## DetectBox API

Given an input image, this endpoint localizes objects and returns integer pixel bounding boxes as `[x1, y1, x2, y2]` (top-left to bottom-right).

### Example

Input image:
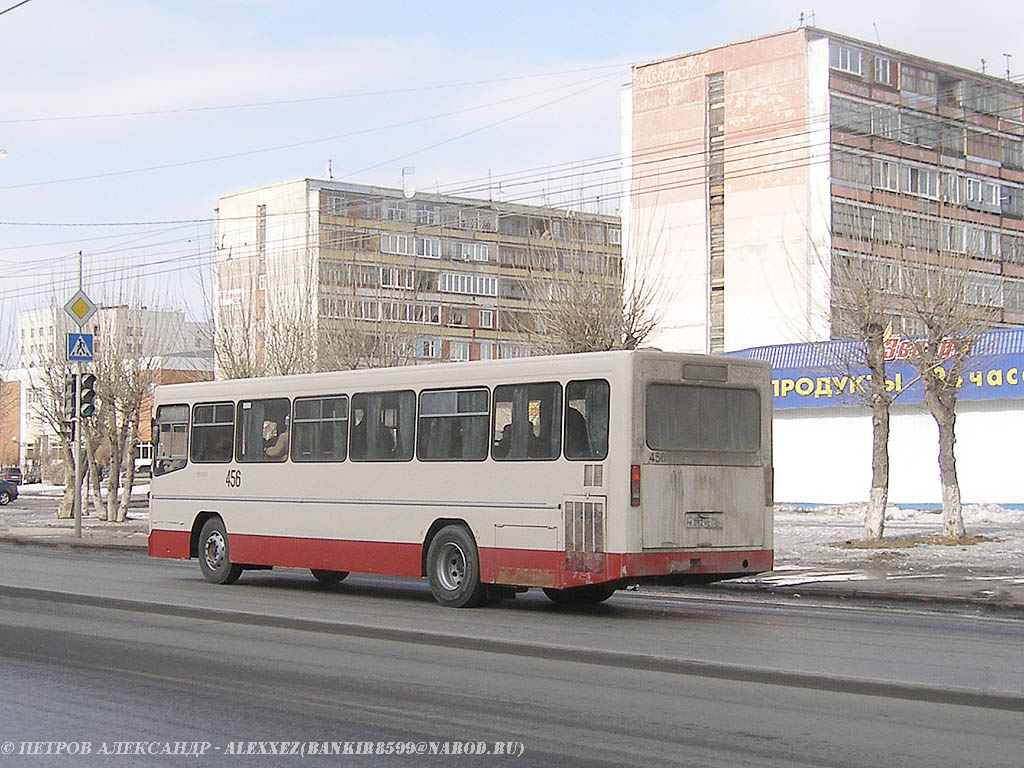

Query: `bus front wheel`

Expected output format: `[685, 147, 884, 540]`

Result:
[426, 525, 488, 608]
[543, 585, 616, 605]
[198, 517, 243, 585]
[311, 569, 349, 585]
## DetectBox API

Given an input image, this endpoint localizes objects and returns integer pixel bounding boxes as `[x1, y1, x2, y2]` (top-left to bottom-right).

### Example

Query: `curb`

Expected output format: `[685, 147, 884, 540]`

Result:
[710, 578, 1024, 613]
[0, 534, 146, 553]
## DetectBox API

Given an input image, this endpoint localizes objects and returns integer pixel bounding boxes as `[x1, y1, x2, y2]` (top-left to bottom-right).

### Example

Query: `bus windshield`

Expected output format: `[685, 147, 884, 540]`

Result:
[645, 384, 760, 453]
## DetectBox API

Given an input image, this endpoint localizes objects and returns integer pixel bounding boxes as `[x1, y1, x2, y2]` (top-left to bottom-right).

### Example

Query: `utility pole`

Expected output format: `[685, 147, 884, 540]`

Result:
[74, 250, 83, 538]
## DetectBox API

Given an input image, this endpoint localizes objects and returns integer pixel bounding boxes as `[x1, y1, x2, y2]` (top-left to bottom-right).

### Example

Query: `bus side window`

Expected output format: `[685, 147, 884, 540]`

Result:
[492, 382, 561, 461]
[565, 379, 610, 460]
[236, 398, 290, 463]
[350, 391, 415, 461]
[191, 402, 235, 463]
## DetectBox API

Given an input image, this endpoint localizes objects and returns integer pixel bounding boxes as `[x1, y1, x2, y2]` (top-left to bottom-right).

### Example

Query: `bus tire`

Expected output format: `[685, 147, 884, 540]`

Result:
[426, 525, 488, 608]
[311, 569, 349, 585]
[543, 585, 616, 605]
[198, 517, 243, 585]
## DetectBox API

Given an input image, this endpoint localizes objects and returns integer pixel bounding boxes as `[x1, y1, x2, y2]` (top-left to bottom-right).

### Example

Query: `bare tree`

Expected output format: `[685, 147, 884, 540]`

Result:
[526, 211, 669, 354]
[899, 254, 996, 539]
[823, 251, 903, 540]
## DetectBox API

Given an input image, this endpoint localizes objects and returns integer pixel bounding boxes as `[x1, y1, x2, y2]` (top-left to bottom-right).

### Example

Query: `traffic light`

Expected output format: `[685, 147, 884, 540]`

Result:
[79, 373, 97, 418]
[63, 374, 77, 421]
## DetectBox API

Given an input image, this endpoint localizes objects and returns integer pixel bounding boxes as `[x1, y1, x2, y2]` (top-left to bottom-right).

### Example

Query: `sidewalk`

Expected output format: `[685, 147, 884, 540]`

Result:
[2, 490, 1022, 612]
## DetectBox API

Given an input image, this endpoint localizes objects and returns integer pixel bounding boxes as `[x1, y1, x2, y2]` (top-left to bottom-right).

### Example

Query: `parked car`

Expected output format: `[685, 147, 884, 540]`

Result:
[0, 479, 17, 505]
[23, 468, 41, 484]
[1, 467, 21, 485]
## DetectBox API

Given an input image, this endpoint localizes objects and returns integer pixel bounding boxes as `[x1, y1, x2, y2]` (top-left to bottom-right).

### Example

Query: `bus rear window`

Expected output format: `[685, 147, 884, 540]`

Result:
[646, 384, 760, 453]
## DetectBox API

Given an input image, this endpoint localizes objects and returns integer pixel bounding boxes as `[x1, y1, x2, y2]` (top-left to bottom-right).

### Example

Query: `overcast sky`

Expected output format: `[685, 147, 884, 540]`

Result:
[1, 0, 1022, 346]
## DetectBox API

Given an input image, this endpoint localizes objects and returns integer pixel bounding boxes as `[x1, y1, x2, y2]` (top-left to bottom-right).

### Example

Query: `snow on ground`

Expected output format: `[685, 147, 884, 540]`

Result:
[774, 503, 1024, 574]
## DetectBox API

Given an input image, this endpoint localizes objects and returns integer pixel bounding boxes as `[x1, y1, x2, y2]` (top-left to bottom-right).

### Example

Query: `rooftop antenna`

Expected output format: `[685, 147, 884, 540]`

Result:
[402, 166, 416, 199]
[1005, 53, 1013, 80]
[872, 22, 881, 46]
[324, 159, 333, 180]
[980, 58, 987, 74]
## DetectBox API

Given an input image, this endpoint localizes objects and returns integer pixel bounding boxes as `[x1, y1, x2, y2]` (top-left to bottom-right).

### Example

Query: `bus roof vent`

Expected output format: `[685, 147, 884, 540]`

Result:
[682, 363, 727, 382]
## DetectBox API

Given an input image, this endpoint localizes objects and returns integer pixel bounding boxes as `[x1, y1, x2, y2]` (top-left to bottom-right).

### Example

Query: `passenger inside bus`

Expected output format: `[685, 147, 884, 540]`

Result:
[263, 420, 289, 459]
[565, 406, 590, 457]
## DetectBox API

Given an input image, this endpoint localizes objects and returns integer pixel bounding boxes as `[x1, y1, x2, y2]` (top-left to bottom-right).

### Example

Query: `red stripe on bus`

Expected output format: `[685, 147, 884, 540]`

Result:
[150, 528, 771, 588]
[229, 534, 423, 578]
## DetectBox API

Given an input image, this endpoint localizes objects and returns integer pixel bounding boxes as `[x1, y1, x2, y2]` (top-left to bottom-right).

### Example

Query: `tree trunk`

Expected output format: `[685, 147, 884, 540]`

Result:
[862, 329, 890, 540]
[116, 424, 138, 523]
[924, 381, 966, 540]
[57, 444, 74, 519]
[935, 409, 965, 539]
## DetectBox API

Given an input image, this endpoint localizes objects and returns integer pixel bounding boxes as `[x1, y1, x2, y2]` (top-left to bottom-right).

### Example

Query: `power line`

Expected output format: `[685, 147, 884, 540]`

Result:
[0, 63, 630, 125]
[0, 0, 33, 18]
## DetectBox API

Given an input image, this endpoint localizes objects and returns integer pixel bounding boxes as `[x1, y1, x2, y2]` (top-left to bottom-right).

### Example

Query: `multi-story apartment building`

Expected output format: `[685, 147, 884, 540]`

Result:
[6, 307, 212, 474]
[625, 27, 1024, 352]
[215, 180, 621, 372]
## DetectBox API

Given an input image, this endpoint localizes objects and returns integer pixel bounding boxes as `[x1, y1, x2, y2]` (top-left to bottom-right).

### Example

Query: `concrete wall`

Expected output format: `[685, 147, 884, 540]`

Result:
[631, 29, 831, 353]
[774, 399, 1024, 505]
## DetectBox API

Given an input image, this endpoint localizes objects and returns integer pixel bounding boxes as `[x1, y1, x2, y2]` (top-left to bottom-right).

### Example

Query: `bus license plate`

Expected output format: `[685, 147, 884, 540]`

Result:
[685, 514, 722, 529]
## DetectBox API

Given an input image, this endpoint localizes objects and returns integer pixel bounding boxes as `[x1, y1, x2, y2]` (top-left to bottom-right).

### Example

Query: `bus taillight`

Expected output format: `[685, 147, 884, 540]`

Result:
[765, 467, 774, 507]
[630, 464, 641, 507]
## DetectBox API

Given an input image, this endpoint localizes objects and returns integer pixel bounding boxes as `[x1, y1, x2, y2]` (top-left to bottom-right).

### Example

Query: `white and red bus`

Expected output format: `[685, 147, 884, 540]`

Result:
[148, 350, 773, 607]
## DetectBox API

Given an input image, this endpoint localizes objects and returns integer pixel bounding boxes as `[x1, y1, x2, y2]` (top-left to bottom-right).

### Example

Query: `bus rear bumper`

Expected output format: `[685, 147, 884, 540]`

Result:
[481, 547, 773, 589]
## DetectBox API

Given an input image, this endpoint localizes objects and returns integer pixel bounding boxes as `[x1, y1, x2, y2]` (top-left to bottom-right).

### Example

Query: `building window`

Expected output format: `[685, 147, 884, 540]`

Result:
[440, 272, 497, 297]
[448, 340, 470, 362]
[967, 131, 1002, 164]
[459, 242, 489, 262]
[478, 342, 494, 360]
[478, 309, 494, 329]
[608, 227, 621, 245]
[381, 233, 413, 255]
[874, 57, 895, 87]
[417, 338, 440, 358]
[902, 165, 940, 198]
[1003, 138, 1023, 170]
[832, 151, 871, 186]
[871, 159, 899, 192]
[381, 266, 415, 290]
[415, 237, 441, 259]
[900, 64, 937, 98]
[383, 200, 407, 222]
[829, 43, 862, 75]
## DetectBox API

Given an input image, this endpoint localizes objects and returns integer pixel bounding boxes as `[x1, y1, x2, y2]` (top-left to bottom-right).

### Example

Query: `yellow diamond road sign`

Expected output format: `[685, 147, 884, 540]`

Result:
[64, 290, 97, 327]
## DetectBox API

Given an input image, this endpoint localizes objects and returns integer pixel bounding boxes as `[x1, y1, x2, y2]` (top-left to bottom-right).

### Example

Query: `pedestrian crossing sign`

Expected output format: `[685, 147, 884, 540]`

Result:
[67, 333, 94, 362]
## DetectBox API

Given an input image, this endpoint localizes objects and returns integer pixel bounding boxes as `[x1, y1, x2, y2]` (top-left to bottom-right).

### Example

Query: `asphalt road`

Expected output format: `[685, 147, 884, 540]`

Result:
[0, 545, 1021, 767]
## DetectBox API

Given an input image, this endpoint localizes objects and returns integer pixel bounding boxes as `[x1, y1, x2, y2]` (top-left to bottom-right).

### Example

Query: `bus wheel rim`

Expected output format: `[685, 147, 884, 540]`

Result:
[436, 542, 466, 592]
[204, 530, 226, 570]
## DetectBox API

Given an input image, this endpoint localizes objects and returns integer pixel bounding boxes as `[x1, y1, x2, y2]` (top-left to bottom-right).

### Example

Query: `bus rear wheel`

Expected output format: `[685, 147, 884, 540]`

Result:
[198, 517, 243, 585]
[543, 585, 616, 605]
[426, 525, 488, 608]
[311, 569, 349, 585]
